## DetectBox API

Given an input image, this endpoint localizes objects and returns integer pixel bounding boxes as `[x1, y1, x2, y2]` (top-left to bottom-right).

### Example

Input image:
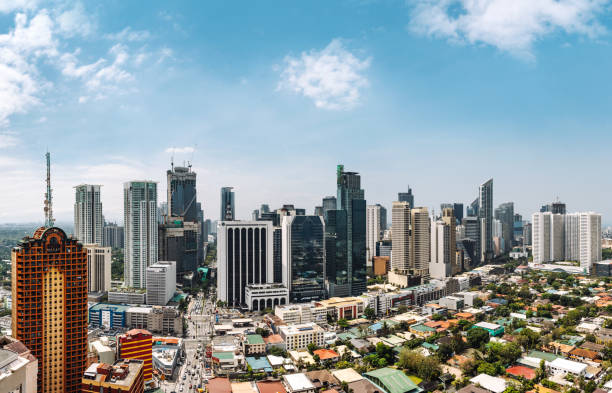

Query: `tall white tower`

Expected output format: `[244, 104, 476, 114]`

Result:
[74, 184, 103, 245]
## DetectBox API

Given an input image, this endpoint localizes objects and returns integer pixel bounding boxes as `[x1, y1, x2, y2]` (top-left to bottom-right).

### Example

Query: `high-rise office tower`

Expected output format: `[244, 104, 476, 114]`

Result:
[74, 184, 103, 245]
[220, 187, 235, 221]
[314, 206, 323, 216]
[398, 186, 414, 208]
[532, 212, 564, 263]
[541, 201, 567, 215]
[12, 227, 88, 393]
[146, 261, 177, 306]
[466, 198, 479, 217]
[324, 209, 347, 293]
[391, 202, 411, 272]
[252, 210, 260, 220]
[217, 221, 273, 307]
[332, 165, 367, 296]
[167, 166, 197, 222]
[453, 203, 464, 225]
[411, 207, 430, 277]
[85, 244, 111, 293]
[478, 179, 493, 262]
[322, 196, 337, 218]
[260, 204, 270, 214]
[495, 202, 514, 253]
[158, 218, 199, 276]
[272, 227, 282, 283]
[462, 216, 481, 264]
[366, 204, 387, 265]
[103, 223, 124, 249]
[441, 207, 458, 274]
[523, 223, 532, 246]
[513, 214, 524, 244]
[124, 181, 158, 289]
[282, 215, 326, 302]
[430, 218, 452, 280]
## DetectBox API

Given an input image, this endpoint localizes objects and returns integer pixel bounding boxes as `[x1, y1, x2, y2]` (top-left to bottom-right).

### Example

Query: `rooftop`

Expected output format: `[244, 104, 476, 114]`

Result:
[208, 378, 232, 393]
[89, 303, 131, 312]
[549, 358, 587, 374]
[246, 334, 265, 345]
[331, 368, 363, 383]
[469, 374, 507, 393]
[246, 356, 272, 372]
[313, 349, 340, 360]
[82, 359, 144, 387]
[257, 381, 287, 393]
[474, 322, 502, 330]
[284, 373, 315, 391]
[364, 367, 422, 393]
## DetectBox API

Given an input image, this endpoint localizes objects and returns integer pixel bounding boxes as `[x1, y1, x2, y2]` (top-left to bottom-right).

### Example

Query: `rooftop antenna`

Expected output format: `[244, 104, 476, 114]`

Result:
[44, 151, 54, 227]
[171, 147, 174, 171]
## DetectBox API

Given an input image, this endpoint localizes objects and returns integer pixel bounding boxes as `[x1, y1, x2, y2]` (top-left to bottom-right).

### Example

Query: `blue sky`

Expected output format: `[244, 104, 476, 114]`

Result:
[1, 0, 611, 225]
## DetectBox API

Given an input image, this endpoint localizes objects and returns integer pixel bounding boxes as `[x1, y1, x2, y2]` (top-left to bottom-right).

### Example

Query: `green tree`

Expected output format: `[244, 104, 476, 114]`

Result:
[477, 362, 498, 376]
[338, 318, 349, 329]
[467, 327, 490, 348]
[364, 307, 376, 320]
[473, 298, 484, 308]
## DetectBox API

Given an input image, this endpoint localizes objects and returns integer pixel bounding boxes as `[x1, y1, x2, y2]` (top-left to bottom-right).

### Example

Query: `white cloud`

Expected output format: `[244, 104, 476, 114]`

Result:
[165, 147, 195, 154]
[56, 2, 94, 37]
[0, 0, 38, 14]
[0, 132, 19, 148]
[85, 44, 132, 90]
[278, 38, 371, 110]
[104, 27, 151, 42]
[409, 0, 608, 58]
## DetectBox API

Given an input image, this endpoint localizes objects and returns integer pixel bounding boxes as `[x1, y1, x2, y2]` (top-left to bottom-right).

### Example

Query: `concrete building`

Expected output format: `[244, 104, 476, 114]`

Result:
[0, 336, 38, 393]
[81, 359, 144, 393]
[398, 186, 414, 208]
[274, 304, 327, 325]
[217, 221, 274, 308]
[103, 223, 124, 249]
[494, 202, 514, 253]
[117, 329, 152, 382]
[314, 297, 366, 320]
[124, 181, 158, 289]
[579, 212, 602, 273]
[430, 216, 452, 280]
[411, 207, 430, 277]
[158, 218, 200, 277]
[278, 323, 325, 351]
[74, 184, 103, 246]
[146, 261, 176, 306]
[439, 296, 464, 311]
[245, 284, 289, 311]
[532, 212, 565, 264]
[391, 201, 411, 272]
[84, 244, 111, 293]
[366, 204, 387, 265]
[107, 288, 146, 305]
[479, 179, 494, 262]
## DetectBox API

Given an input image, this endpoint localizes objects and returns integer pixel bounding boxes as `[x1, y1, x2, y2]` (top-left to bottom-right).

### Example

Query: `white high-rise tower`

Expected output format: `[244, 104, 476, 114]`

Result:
[74, 184, 103, 245]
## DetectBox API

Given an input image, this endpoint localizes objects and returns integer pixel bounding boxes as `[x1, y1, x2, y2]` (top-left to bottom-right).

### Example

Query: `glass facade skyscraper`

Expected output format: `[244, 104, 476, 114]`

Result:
[282, 215, 326, 302]
[220, 187, 235, 221]
[167, 166, 197, 221]
[479, 178, 494, 262]
[398, 185, 414, 208]
[327, 165, 366, 297]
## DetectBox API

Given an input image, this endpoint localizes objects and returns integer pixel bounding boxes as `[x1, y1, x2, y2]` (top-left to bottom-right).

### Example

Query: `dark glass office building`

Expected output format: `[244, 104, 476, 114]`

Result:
[167, 166, 197, 221]
[283, 215, 326, 302]
[327, 165, 367, 297]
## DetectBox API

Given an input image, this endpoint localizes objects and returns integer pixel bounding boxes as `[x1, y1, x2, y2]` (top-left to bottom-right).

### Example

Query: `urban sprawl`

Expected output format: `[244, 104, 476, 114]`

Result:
[4, 157, 612, 393]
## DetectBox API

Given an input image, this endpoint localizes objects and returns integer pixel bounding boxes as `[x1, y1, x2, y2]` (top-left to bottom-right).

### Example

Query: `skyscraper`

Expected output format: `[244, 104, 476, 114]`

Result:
[85, 244, 111, 293]
[217, 221, 273, 307]
[220, 187, 235, 221]
[391, 203, 429, 277]
[478, 179, 493, 262]
[124, 181, 158, 289]
[282, 215, 326, 302]
[103, 223, 124, 249]
[532, 212, 564, 263]
[167, 166, 197, 222]
[366, 204, 387, 265]
[398, 186, 414, 208]
[391, 201, 410, 272]
[467, 198, 479, 217]
[441, 207, 458, 274]
[322, 196, 337, 218]
[462, 216, 481, 265]
[74, 184, 103, 245]
[494, 202, 514, 253]
[430, 218, 452, 280]
[453, 203, 464, 225]
[332, 165, 366, 296]
[324, 209, 347, 294]
[541, 201, 567, 214]
[12, 227, 88, 393]
[579, 212, 602, 273]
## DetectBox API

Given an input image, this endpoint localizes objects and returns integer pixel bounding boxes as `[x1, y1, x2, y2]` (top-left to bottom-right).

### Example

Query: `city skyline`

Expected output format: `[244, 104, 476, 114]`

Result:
[1, 1, 612, 224]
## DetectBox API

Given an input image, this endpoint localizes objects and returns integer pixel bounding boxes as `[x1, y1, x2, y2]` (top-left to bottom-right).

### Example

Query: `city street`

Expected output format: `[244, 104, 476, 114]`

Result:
[157, 293, 215, 393]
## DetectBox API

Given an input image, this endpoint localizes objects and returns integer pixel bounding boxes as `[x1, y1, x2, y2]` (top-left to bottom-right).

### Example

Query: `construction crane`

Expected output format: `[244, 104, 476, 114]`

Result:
[44, 151, 54, 227]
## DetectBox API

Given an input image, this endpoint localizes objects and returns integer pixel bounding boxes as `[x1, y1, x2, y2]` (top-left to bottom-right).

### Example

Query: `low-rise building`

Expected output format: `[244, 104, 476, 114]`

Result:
[274, 304, 327, 325]
[473, 322, 504, 337]
[108, 288, 146, 304]
[547, 358, 588, 376]
[243, 334, 266, 355]
[313, 349, 340, 363]
[278, 323, 325, 351]
[245, 283, 289, 311]
[89, 303, 129, 329]
[469, 374, 507, 393]
[283, 373, 316, 393]
[364, 367, 422, 393]
[0, 336, 38, 393]
[314, 297, 367, 320]
[439, 296, 464, 311]
[81, 359, 144, 393]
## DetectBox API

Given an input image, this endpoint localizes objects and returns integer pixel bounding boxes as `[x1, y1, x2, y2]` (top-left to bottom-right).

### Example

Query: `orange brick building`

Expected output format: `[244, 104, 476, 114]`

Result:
[117, 329, 153, 382]
[12, 227, 88, 393]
